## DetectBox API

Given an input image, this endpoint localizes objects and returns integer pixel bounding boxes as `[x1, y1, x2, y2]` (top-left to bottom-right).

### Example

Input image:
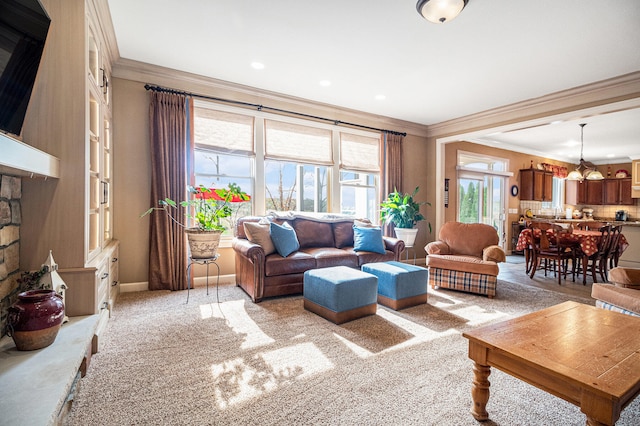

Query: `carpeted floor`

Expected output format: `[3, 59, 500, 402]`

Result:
[65, 280, 640, 425]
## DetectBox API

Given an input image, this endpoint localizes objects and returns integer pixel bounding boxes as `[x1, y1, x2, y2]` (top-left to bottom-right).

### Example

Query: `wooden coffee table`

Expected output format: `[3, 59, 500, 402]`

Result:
[462, 301, 640, 425]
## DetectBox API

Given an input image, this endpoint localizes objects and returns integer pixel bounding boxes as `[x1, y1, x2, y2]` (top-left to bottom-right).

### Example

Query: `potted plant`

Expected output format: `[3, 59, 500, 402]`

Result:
[379, 186, 430, 247]
[142, 183, 250, 259]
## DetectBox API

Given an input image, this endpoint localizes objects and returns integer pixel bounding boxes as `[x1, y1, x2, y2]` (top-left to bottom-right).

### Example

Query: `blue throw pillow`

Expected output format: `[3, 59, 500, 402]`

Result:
[270, 221, 300, 257]
[353, 225, 386, 254]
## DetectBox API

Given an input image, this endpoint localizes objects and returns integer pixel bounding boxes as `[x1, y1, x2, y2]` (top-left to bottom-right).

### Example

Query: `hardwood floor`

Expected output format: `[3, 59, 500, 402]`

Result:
[500, 255, 594, 299]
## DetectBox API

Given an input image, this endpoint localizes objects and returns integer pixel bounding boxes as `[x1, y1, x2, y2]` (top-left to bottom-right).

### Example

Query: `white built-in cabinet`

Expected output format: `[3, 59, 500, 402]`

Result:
[20, 0, 118, 350]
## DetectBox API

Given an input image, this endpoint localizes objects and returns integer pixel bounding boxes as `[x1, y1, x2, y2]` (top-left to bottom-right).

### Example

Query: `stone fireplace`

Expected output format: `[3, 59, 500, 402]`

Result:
[0, 174, 22, 337]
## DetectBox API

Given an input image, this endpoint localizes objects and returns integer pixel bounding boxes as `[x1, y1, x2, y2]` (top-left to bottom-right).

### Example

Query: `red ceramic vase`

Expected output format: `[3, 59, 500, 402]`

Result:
[7, 289, 65, 351]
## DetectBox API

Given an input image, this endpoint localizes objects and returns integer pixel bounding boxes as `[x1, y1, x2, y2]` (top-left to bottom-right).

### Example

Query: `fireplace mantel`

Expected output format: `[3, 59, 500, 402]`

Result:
[0, 132, 60, 179]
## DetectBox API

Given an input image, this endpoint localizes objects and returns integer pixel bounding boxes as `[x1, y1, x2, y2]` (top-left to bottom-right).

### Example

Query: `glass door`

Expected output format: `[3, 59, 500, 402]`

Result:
[457, 152, 509, 247]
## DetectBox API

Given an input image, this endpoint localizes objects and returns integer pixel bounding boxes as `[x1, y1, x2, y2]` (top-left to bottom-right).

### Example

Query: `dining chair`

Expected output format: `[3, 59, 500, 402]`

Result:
[606, 225, 623, 270]
[575, 221, 608, 231]
[576, 224, 613, 285]
[527, 222, 576, 285]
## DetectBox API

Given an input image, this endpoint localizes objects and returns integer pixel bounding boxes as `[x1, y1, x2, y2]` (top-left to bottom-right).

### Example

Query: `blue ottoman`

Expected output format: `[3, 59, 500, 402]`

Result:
[362, 261, 428, 310]
[303, 266, 378, 324]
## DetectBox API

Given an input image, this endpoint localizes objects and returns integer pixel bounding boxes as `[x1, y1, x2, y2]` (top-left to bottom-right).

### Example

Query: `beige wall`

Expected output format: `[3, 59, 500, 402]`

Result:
[111, 75, 431, 283]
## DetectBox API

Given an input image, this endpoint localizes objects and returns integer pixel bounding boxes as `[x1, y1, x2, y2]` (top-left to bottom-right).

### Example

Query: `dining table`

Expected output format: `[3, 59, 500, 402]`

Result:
[515, 226, 629, 284]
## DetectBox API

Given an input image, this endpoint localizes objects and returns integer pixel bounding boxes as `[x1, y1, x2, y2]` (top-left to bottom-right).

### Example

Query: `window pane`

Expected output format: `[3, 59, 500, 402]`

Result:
[265, 161, 298, 211]
[265, 120, 332, 165]
[194, 150, 252, 179]
[194, 150, 253, 236]
[339, 171, 378, 220]
[459, 178, 480, 223]
[264, 160, 328, 213]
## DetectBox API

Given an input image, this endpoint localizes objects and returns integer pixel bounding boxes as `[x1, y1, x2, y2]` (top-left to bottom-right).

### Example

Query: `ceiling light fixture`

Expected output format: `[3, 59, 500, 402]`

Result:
[416, 0, 468, 24]
[566, 123, 604, 181]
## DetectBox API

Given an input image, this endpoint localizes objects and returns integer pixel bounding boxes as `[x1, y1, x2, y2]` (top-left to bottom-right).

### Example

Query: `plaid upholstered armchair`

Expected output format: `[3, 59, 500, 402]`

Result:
[425, 222, 506, 298]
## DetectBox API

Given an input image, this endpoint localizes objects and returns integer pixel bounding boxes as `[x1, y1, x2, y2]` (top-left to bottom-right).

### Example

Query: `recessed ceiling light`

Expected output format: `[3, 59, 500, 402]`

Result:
[375, 94, 386, 100]
[550, 120, 563, 125]
[319, 80, 331, 87]
[251, 62, 265, 70]
[606, 153, 615, 158]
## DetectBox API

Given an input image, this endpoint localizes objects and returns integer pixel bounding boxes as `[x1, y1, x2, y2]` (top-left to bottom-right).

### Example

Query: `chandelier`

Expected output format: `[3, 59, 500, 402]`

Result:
[416, 0, 469, 24]
[566, 123, 604, 181]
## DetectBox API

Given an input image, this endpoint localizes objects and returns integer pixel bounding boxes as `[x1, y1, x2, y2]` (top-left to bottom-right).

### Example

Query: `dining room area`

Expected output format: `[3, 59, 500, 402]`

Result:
[514, 220, 631, 287]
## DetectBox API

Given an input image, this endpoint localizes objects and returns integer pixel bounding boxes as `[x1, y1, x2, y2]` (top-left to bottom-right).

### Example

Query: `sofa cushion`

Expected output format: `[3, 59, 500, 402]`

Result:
[243, 220, 276, 255]
[353, 225, 386, 254]
[300, 247, 359, 269]
[426, 254, 499, 276]
[592, 283, 640, 314]
[265, 251, 316, 276]
[293, 218, 335, 248]
[342, 248, 395, 266]
[270, 221, 300, 257]
[333, 221, 355, 248]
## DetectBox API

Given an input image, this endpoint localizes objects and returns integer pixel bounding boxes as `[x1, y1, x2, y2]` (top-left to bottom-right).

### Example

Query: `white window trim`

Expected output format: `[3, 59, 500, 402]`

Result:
[193, 100, 381, 219]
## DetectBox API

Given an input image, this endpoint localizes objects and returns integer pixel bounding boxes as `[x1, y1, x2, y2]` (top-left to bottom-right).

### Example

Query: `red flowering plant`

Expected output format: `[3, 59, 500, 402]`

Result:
[142, 183, 250, 232]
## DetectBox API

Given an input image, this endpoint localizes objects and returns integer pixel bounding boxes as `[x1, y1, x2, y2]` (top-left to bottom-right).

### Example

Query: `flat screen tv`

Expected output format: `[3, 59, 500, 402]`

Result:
[0, 0, 50, 137]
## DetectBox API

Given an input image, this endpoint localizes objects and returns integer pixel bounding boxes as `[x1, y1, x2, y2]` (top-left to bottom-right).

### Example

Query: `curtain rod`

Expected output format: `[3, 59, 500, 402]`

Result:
[144, 84, 407, 137]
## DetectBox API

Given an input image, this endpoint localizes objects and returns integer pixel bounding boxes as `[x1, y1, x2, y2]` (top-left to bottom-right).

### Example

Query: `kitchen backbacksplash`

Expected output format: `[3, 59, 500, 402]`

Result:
[520, 200, 639, 221]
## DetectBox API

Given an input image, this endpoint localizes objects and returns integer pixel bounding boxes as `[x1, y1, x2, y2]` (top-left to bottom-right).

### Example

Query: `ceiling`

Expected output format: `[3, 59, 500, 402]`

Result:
[106, 0, 640, 164]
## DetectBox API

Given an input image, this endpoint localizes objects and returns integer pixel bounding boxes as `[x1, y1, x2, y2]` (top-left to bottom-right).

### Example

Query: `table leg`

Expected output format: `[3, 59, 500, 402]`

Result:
[585, 418, 607, 426]
[471, 362, 491, 421]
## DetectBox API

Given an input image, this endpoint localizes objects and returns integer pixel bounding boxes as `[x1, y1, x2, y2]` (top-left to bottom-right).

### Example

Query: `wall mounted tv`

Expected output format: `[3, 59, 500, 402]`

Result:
[0, 0, 50, 137]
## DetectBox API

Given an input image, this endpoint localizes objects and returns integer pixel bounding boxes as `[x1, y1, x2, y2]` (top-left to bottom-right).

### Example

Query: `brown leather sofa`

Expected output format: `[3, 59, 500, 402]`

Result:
[425, 222, 506, 298]
[233, 214, 404, 302]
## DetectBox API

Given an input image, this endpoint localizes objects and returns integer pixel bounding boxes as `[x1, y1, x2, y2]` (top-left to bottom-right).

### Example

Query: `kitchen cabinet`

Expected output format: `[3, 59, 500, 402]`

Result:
[566, 178, 632, 206]
[585, 179, 603, 205]
[603, 177, 633, 205]
[519, 169, 553, 201]
[565, 179, 587, 205]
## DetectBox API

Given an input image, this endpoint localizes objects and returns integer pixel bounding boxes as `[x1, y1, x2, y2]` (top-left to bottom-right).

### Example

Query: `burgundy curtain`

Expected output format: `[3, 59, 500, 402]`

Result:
[385, 133, 403, 195]
[382, 132, 404, 236]
[148, 91, 191, 291]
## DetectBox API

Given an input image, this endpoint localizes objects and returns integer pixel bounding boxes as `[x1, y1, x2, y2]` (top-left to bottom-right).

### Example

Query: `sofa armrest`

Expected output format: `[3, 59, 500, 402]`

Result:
[483, 245, 506, 263]
[232, 238, 266, 302]
[608, 267, 640, 289]
[232, 238, 265, 259]
[383, 236, 405, 261]
[425, 241, 450, 255]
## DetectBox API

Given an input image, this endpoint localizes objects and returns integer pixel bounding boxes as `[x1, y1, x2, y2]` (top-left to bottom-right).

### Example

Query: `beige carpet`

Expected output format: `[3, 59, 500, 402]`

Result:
[65, 280, 640, 425]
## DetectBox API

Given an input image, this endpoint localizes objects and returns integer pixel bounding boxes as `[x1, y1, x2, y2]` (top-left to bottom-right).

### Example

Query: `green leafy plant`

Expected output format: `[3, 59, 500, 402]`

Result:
[142, 183, 250, 232]
[380, 186, 431, 232]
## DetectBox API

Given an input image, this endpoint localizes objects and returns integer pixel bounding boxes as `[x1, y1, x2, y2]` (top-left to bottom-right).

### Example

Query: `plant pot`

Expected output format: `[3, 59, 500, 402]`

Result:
[185, 228, 222, 259]
[7, 289, 65, 351]
[394, 228, 419, 248]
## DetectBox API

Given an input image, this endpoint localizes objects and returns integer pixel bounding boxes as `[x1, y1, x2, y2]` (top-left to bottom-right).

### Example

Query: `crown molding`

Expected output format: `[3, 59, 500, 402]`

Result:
[88, 0, 120, 64]
[112, 58, 430, 138]
[427, 71, 640, 139]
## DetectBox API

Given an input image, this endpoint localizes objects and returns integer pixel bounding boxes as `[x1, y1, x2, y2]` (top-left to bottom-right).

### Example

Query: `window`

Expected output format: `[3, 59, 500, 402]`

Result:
[541, 176, 564, 213]
[193, 101, 382, 229]
[264, 120, 332, 213]
[339, 132, 380, 219]
[193, 108, 254, 235]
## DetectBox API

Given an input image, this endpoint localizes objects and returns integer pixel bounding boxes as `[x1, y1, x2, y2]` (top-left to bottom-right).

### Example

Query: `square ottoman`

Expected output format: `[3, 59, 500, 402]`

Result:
[303, 266, 378, 324]
[362, 261, 428, 310]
